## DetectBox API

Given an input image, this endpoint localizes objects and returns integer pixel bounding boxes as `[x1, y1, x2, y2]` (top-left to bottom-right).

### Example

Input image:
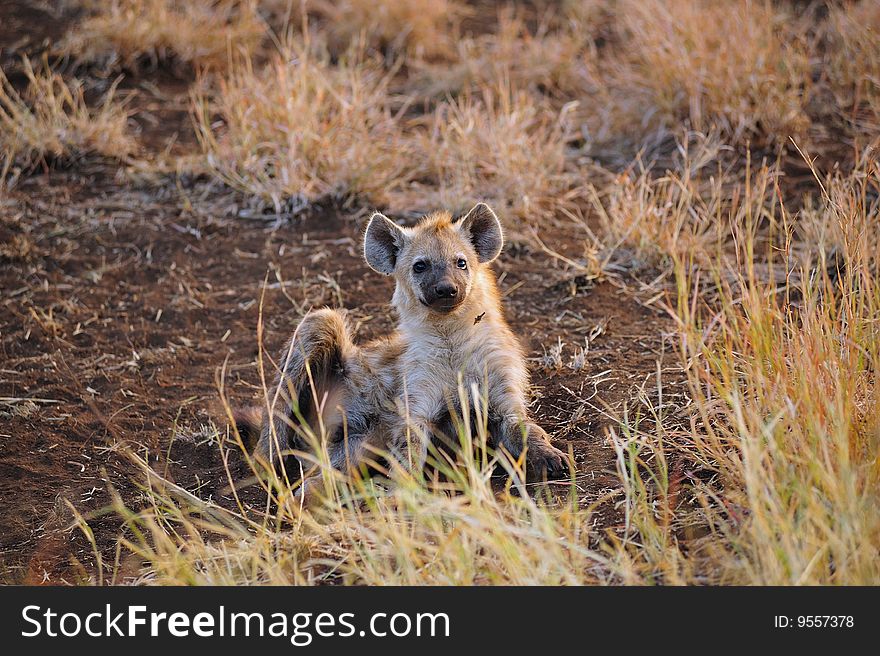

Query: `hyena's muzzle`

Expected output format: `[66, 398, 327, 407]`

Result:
[417, 263, 468, 313]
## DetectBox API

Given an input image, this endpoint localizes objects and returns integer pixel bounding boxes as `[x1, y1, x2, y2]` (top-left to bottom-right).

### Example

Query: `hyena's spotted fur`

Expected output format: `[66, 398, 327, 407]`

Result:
[236, 203, 569, 502]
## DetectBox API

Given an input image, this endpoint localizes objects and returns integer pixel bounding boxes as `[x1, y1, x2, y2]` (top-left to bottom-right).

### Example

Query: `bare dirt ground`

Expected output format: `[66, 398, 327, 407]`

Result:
[0, 1, 675, 583]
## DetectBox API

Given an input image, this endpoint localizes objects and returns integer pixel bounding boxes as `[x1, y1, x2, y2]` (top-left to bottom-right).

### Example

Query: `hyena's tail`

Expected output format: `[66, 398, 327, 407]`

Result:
[232, 405, 263, 452]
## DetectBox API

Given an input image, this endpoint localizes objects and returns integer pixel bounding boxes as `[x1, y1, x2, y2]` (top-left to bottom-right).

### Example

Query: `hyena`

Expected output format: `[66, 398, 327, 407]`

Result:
[235, 203, 569, 502]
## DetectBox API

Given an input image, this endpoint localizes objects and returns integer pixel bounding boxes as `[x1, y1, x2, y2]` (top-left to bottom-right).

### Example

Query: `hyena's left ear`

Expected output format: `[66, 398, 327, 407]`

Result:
[458, 202, 503, 263]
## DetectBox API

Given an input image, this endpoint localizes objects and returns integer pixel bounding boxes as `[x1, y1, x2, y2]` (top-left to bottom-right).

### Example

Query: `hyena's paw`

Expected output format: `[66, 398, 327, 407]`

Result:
[525, 425, 570, 480]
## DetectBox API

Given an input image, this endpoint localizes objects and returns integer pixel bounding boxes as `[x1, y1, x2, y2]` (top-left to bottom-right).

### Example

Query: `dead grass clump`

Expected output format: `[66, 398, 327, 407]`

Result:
[311, 0, 467, 60]
[389, 87, 581, 223]
[409, 10, 595, 101]
[602, 0, 812, 146]
[826, 0, 880, 137]
[120, 466, 600, 585]
[667, 157, 880, 583]
[589, 136, 776, 265]
[195, 42, 415, 210]
[591, 154, 880, 585]
[0, 61, 134, 170]
[198, 54, 581, 221]
[59, 0, 266, 70]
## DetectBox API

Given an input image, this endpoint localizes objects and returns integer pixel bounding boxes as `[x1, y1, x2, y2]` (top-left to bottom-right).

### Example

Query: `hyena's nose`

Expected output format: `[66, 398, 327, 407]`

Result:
[435, 283, 457, 298]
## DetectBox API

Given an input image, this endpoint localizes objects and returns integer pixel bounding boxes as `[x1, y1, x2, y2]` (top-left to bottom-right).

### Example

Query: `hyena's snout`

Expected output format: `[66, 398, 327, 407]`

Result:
[433, 280, 458, 299]
[421, 270, 466, 312]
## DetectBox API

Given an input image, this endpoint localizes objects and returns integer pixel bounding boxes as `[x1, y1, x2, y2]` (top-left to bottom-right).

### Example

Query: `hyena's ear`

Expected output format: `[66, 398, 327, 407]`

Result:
[458, 202, 503, 263]
[364, 212, 407, 275]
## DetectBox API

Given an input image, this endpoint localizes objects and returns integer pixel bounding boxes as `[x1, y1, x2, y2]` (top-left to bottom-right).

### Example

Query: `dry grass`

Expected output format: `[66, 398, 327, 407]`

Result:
[59, 0, 266, 70]
[590, 0, 812, 147]
[0, 60, 134, 170]
[196, 41, 583, 222]
[588, 135, 776, 265]
[194, 41, 414, 210]
[116, 446, 599, 585]
[409, 9, 596, 101]
[310, 0, 467, 60]
[409, 0, 814, 154]
[826, 0, 880, 138]
[663, 155, 880, 584]
[388, 86, 582, 222]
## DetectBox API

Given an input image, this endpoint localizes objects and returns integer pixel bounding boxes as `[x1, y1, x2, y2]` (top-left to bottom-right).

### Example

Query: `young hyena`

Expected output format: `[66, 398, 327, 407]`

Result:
[235, 203, 569, 501]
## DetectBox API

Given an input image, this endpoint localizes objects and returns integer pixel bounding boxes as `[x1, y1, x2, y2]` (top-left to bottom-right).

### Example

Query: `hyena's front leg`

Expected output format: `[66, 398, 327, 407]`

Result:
[386, 380, 443, 476]
[388, 415, 432, 476]
[491, 390, 569, 480]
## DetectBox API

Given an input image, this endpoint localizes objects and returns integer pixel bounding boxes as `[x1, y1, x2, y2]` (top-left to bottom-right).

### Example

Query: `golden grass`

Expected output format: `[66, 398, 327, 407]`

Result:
[196, 39, 582, 222]
[0, 61, 134, 170]
[409, 9, 594, 101]
[826, 0, 880, 137]
[588, 135, 771, 265]
[409, 0, 814, 152]
[665, 155, 880, 584]
[59, 0, 266, 70]
[117, 458, 600, 585]
[593, 0, 812, 146]
[580, 147, 877, 585]
[194, 41, 414, 210]
[388, 86, 582, 222]
[311, 0, 467, 60]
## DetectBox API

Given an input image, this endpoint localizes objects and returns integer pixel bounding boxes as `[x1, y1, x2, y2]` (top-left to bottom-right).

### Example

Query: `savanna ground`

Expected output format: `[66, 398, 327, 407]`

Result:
[0, 0, 877, 585]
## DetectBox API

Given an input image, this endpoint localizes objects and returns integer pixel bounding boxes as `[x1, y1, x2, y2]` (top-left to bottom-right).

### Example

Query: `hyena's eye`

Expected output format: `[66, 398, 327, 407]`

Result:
[413, 261, 427, 273]
[456, 258, 468, 270]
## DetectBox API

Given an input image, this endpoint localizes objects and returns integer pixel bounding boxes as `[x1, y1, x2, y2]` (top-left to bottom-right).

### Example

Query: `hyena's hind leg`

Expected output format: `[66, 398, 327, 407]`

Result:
[294, 426, 390, 507]
[252, 308, 355, 474]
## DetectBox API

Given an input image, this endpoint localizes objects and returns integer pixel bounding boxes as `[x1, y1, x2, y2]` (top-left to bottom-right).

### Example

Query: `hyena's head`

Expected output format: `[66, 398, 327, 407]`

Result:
[363, 202, 503, 315]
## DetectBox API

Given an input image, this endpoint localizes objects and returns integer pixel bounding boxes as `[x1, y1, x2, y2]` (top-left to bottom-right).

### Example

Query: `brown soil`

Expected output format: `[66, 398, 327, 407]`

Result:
[0, 1, 676, 583]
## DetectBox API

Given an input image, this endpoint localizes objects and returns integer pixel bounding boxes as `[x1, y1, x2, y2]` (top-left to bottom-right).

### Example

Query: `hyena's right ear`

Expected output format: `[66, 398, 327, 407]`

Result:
[364, 212, 407, 275]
